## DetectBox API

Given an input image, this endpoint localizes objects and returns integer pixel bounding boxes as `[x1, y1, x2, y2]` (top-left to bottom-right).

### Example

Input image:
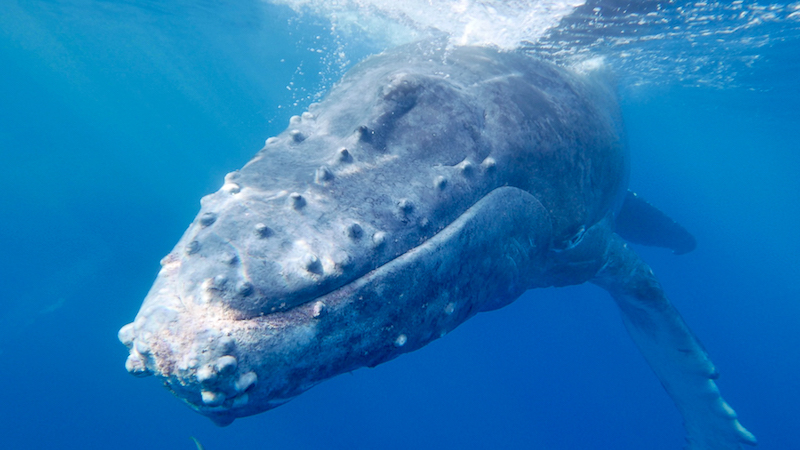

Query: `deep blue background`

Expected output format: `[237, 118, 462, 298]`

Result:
[1, 1, 798, 449]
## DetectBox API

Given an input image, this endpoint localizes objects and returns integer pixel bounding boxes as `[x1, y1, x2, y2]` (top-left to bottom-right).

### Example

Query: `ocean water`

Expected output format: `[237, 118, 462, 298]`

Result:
[0, 1, 798, 449]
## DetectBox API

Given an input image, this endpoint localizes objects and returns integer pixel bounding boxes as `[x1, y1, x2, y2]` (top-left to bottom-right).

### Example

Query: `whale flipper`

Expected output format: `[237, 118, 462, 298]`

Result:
[593, 235, 756, 449]
[615, 190, 697, 254]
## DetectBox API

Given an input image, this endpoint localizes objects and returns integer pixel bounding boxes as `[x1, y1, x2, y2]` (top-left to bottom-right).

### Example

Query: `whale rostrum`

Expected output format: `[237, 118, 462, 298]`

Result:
[120, 42, 755, 448]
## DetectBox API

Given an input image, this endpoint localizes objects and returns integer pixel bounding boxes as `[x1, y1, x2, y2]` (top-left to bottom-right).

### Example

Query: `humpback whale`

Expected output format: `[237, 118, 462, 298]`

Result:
[119, 41, 755, 448]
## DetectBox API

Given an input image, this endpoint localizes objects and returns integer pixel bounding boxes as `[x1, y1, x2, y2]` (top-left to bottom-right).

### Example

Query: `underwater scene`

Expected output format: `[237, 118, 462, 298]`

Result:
[1, 0, 799, 449]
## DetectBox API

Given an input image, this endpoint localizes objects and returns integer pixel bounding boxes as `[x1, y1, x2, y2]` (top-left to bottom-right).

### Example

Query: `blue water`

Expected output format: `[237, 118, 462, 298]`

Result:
[1, 1, 798, 449]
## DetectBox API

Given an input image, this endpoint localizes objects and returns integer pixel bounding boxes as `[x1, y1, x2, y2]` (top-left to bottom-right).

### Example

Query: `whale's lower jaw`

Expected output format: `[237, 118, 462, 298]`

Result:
[119, 186, 555, 425]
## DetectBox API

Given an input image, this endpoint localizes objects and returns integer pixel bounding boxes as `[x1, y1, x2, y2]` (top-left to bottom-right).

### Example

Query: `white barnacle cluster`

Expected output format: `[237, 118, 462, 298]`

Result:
[118, 323, 151, 378]
[156, 333, 259, 412]
[158, 252, 182, 276]
[198, 359, 258, 409]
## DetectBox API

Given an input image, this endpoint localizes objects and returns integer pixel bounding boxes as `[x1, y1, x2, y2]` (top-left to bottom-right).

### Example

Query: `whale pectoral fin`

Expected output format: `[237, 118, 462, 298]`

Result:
[615, 190, 697, 254]
[593, 235, 756, 450]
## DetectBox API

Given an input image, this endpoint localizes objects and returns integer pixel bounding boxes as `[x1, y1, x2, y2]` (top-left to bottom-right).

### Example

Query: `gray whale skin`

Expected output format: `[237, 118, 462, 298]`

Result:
[120, 42, 755, 449]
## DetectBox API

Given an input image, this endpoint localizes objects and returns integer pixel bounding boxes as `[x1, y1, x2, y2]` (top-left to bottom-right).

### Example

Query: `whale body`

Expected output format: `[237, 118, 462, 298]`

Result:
[120, 42, 754, 448]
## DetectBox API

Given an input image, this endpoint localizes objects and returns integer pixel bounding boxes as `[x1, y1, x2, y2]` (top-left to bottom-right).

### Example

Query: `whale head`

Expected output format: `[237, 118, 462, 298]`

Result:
[119, 42, 624, 425]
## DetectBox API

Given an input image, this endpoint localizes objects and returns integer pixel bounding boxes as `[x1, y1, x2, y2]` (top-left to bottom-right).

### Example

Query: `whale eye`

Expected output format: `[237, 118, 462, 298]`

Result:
[565, 226, 586, 249]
